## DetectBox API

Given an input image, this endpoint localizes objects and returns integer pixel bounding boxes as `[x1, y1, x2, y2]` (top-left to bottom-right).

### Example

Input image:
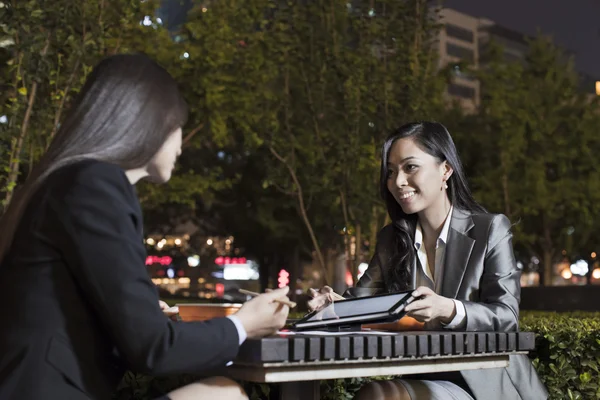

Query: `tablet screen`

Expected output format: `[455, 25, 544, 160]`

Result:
[305, 291, 412, 322]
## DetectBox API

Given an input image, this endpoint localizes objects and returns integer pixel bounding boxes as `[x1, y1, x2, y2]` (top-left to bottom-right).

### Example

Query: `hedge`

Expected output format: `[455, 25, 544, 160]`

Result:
[521, 311, 600, 400]
[113, 311, 600, 400]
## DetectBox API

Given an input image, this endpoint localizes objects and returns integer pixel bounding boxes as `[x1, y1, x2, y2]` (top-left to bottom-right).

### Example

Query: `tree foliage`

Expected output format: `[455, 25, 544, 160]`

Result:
[3, 0, 598, 287]
[458, 37, 600, 284]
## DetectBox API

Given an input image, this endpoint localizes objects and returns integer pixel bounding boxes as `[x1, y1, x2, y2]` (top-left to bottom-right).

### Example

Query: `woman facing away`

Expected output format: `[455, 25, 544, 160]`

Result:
[0, 54, 290, 400]
[309, 122, 547, 400]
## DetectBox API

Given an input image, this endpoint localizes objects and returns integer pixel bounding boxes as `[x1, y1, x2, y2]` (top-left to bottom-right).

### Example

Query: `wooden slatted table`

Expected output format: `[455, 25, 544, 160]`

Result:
[227, 331, 536, 400]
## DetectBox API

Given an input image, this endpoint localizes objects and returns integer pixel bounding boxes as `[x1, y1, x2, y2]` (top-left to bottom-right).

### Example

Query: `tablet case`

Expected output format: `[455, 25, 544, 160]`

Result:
[292, 291, 417, 331]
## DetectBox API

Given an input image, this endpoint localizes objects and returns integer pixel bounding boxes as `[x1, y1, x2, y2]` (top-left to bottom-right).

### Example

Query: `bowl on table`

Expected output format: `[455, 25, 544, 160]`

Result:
[177, 303, 242, 322]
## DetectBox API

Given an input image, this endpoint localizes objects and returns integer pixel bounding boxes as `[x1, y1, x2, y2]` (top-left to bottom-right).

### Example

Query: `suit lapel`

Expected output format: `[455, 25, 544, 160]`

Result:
[441, 208, 475, 298]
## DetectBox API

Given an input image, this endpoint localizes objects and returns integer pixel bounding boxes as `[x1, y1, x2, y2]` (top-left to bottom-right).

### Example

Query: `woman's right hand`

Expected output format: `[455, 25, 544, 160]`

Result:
[307, 286, 335, 312]
[235, 286, 290, 339]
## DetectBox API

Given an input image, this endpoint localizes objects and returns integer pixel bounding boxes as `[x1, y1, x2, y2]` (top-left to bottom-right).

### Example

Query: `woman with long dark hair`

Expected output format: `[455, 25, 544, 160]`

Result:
[310, 122, 546, 399]
[0, 54, 289, 400]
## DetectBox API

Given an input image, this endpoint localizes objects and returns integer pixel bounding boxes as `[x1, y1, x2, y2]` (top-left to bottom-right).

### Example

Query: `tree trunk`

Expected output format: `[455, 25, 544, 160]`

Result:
[369, 205, 379, 258]
[339, 189, 352, 281]
[353, 224, 362, 284]
[540, 214, 555, 286]
[502, 171, 511, 218]
[542, 248, 554, 287]
[290, 246, 300, 302]
[331, 251, 347, 295]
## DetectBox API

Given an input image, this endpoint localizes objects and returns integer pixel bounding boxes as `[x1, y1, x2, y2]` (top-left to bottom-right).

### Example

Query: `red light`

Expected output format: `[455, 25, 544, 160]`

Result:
[216, 283, 225, 297]
[177, 270, 185, 277]
[215, 257, 247, 265]
[156, 270, 165, 276]
[345, 270, 353, 286]
[278, 269, 290, 288]
[146, 256, 172, 266]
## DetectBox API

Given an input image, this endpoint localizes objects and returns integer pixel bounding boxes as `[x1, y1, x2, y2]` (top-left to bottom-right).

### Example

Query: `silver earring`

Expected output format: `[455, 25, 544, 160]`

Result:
[444, 182, 448, 189]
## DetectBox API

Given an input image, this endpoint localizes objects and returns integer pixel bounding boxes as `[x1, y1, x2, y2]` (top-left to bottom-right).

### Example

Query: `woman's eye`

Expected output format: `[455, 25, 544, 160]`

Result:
[405, 164, 417, 172]
[387, 169, 397, 178]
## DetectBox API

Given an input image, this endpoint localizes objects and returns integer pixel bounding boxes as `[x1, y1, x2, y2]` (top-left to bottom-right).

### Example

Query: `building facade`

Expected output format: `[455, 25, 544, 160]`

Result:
[438, 8, 599, 110]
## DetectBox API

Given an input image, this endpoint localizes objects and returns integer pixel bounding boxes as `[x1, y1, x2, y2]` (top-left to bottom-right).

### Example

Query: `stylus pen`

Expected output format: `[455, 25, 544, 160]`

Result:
[238, 289, 297, 308]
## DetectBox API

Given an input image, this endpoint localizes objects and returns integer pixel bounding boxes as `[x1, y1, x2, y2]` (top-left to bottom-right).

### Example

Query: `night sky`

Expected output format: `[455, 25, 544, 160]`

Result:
[444, 0, 600, 78]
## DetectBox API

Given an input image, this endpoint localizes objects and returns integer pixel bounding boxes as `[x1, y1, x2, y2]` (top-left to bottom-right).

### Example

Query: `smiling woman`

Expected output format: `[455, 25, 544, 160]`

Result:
[376, 122, 485, 294]
[310, 122, 548, 400]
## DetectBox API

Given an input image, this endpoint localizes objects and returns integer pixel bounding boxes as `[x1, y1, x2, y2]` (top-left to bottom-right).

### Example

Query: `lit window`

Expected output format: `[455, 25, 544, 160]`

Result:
[596, 81, 600, 96]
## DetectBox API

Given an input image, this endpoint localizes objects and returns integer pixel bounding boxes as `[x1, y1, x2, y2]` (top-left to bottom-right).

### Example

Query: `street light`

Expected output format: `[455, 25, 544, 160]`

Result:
[570, 259, 589, 276]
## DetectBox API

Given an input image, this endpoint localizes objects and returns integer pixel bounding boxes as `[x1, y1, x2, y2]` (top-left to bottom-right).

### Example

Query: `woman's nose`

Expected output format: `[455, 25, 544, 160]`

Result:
[395, 172, 408, 188]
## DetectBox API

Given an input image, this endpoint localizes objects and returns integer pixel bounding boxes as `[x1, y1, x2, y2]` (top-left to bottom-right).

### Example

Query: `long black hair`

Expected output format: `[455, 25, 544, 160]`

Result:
[380, 122, 486, 291]
[0, 53, 188, 262]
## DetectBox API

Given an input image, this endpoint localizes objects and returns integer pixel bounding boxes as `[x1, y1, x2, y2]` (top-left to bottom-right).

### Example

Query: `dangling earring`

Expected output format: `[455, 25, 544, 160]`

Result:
[444, 182, 448, 189]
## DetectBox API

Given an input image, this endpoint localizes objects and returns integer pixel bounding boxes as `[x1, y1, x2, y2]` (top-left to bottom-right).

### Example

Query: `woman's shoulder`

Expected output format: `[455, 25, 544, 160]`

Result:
[467, 211, 512, 229]
[463, 210, 513, 247]
[52, 159, 126, 181]
[46, 159, 134, 205]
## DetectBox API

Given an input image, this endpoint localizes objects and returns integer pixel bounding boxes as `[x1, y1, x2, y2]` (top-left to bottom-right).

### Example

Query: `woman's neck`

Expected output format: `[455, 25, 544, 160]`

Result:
[125, 167, 148, 185]
[418, 197, 452, 244]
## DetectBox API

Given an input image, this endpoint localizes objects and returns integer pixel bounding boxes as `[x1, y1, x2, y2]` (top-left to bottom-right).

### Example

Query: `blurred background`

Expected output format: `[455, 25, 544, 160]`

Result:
[2, 0, 600, 311]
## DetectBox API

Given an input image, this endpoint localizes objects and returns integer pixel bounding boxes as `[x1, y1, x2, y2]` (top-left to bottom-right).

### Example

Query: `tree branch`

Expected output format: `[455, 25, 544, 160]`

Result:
[269, 145, 328, 281]
[182, 122, 205, 148]
[4, 34, 51, 206]
[47, 56, 81, 147]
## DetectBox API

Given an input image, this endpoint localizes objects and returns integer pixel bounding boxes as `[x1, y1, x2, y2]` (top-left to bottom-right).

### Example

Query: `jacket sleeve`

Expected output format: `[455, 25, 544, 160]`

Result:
[343, 226, 391, 298]
[462, 214, 521, 332]
[50, 162, 240, 375]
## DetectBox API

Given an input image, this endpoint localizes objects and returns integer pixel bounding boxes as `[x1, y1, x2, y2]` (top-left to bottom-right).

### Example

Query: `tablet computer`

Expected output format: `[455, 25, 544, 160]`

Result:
[292, 291, 416, 331]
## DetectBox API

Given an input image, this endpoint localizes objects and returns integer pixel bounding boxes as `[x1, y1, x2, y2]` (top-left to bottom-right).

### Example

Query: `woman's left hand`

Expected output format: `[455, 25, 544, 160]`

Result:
[404, 286, 456, 324]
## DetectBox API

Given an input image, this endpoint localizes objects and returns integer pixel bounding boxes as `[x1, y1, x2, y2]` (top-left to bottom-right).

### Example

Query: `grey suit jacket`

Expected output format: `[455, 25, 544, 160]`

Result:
[345, 208, 548, 400]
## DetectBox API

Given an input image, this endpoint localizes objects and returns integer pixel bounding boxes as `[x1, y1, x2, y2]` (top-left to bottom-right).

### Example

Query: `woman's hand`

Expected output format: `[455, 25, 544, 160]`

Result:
[404, 286, 456, 324]
[159, 300, 179, 320]
[307, 286, 335, 312]
[235, 287, 290, 338]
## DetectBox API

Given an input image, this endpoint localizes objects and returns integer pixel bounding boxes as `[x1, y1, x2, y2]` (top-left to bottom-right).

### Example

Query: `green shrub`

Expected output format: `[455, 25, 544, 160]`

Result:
[521, 311, 600, 400]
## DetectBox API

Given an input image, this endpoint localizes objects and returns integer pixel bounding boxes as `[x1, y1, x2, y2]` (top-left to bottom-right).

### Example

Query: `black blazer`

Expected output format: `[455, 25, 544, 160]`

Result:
[0, 160, 240, 399]
[345, 209, 548, 400]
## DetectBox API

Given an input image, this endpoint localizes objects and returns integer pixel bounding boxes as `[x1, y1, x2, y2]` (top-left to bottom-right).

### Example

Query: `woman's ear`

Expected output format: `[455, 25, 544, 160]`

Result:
[442, 161, 454, 182]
